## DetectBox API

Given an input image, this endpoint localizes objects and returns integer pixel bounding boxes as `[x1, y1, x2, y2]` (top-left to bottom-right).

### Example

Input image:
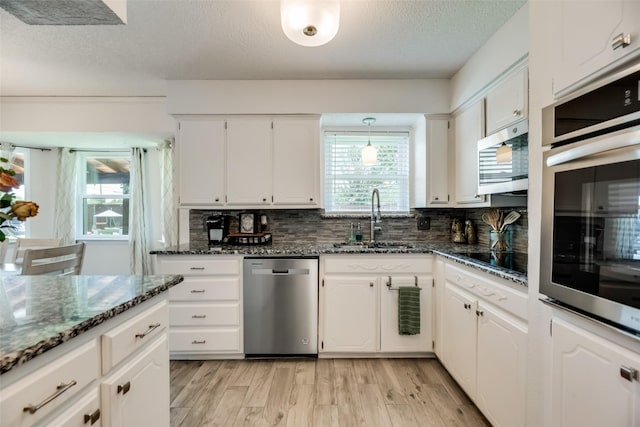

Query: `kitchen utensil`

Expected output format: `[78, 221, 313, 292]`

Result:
[500, 211, 521, 231]
[482, 208, 502, 231]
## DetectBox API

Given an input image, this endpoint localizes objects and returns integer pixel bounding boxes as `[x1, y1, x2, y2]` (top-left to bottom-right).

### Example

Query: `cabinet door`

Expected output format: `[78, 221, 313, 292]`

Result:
[272, 117, 320, 206]
[101, 335, 169, 427]
[427, 118, 450, 205]
[178, 119, 226, 205]
[380, 274, 433, 352]
[551, 317, 640, 427]
[476, 302, 527, 427]
[454, 101, 488, 206]
[441, 282, 477, 398]
[321, 276, 378, 353]
[553, 0, 640, 96]
[226, 118, 272, 206]
[485, 67, 528, 135]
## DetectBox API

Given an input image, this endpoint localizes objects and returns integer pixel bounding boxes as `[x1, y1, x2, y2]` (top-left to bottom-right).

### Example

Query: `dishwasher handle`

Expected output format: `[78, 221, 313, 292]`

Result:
[251, 268, 310, 276]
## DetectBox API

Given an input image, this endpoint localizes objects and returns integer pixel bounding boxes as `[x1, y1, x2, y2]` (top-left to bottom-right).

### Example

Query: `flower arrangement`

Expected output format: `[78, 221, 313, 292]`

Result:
[0, 156, 38, 241]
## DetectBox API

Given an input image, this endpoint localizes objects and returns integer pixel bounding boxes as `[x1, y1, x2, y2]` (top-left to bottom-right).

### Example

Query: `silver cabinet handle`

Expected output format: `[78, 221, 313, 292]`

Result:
[135, 323, 161, 339]
[190, 289, 205, 293]
[612, 33, 631, 50]
[189, 267, 205, 270]
[620, 366, 638, 382]
[192, 314, 206, 319]
[513, 109, 522, 116]
[192, 340, 207, 344]
[84, 408, 101, 425]
[23, 380, 77, 414]
[117, 381, 131, 395]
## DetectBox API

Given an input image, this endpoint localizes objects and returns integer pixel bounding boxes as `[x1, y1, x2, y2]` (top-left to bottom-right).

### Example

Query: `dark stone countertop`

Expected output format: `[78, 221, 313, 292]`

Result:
[152, 241, 528, 288]
[0, 274, 183, 375]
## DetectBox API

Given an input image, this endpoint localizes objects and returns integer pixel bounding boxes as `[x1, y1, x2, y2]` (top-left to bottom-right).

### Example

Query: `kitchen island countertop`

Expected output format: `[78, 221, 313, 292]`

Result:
[152, 242, 528, 287]
[0, 274, 183, 375]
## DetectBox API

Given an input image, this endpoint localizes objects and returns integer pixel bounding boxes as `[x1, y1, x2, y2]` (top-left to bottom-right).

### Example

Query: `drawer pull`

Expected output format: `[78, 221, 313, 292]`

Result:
[192, 314, 207, 319]
[135, 323, 161, 339]
[117, 381, 131, 395]
[620, 366, 638, 382]
[476, 310, 484, 317]
[192, 340, 207, 344]
[84, 408, 101, 425]
[612, 33, 631, 50]
[190, 289, 206, 293]
[23, 380, 77, 414]
[190, 267, 205, 270]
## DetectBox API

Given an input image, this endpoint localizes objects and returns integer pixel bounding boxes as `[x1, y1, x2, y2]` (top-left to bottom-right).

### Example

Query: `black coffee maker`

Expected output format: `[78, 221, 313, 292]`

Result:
[206, 215, 230, 246]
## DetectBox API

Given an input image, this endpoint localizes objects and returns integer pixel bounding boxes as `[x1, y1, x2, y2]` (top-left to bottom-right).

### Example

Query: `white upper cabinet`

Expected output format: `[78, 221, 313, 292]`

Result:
[177, 118, 226, 206]
[272, 117, 320, 206]
[454, 100, 488, 206]
[485, 67, 528, 135]
[552, 0, 640, 97]
[426, 116, 450, 206]
[226, 118, 273, 206]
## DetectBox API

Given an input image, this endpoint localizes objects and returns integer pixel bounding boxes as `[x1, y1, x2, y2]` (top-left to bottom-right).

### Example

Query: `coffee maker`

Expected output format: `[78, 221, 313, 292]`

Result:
[206, 215, 230, 246]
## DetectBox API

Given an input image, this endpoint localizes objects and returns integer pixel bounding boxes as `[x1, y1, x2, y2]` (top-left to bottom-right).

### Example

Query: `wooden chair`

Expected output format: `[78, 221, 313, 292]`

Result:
[21, 242, 86, 276]
[12, 238, 63, 265]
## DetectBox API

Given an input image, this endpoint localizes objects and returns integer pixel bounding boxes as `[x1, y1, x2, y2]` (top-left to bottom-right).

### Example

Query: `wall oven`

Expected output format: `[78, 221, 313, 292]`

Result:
[541, 62, 640, 336]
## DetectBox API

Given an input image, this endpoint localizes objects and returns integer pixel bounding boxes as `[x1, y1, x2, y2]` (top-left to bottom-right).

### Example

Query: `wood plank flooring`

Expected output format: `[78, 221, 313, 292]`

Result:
[170, 358, 490, 427]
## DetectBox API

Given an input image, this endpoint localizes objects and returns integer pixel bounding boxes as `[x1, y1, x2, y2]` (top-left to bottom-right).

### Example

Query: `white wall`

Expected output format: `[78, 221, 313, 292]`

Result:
[167, 79, 451, 115]
[449, 5, 529, 112]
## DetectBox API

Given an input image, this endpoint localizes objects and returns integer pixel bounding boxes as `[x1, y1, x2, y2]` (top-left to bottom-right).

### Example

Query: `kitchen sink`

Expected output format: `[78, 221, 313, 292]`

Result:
[332, 242, 414, 250]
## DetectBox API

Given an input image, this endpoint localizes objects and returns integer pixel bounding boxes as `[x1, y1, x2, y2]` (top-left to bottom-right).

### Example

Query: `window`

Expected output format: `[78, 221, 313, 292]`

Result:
[324, 132, 410, 213]
[77, 153, 130, 239]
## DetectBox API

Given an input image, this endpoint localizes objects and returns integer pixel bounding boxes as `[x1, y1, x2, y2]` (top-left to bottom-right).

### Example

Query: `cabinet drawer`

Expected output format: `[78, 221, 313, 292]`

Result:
[323, 255, 433, 274]
[45, 387, 101, 427]
[169, 276, 240, 301]
[0, 340, 98, 427]
[155, 256, 241, 276]
[170, 303, 240, 326]
[101, 300, 168, 375]
[445, 263, 527, 320]
[169, 328, 241, 353]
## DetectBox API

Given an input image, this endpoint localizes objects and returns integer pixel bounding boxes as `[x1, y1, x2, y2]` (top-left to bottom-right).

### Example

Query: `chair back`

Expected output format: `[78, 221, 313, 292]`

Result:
[21, 242, 86, 276]
[12, 238, 63, 265]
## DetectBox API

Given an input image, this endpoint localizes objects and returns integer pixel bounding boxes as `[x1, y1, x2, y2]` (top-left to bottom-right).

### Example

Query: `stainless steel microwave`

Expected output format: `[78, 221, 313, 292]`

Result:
[541, 62, 640, 336]
[477, 118, 528, 195]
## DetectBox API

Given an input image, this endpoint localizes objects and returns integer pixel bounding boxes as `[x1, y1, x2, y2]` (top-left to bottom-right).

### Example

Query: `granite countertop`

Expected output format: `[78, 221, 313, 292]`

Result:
[0, 274, 183, 375]
[152, 242, 528, 287]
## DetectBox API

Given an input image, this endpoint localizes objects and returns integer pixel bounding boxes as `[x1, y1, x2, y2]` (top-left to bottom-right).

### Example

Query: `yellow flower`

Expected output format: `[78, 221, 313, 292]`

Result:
[11, 201, 39, 221]
[0, 172, 19, 192]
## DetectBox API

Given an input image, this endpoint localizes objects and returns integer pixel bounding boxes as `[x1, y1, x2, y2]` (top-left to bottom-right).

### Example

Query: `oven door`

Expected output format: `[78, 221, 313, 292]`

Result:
[541, 125, 640, 334]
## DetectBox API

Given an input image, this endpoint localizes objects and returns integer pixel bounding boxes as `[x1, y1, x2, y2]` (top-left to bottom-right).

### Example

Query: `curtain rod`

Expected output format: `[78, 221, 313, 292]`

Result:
[69, 148, 147, 153]
[4, 143, 52, 152]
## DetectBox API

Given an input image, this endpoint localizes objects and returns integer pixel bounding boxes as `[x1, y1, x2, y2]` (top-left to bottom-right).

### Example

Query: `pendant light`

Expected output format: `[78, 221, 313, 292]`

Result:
[280, 0, 340, 47]
[362, 117, 377, 166]
[496, 142, 512, 164]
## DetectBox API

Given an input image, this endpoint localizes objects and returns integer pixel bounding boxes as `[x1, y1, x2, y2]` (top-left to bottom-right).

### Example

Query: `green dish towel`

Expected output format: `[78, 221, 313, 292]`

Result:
[398, 286, 421, 335]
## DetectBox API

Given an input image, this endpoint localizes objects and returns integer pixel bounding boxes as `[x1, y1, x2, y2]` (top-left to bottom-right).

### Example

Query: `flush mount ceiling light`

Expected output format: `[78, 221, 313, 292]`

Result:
[280, 0, 340, 47]
[362, 117, 377, 166]
[496, 142, 513, 164]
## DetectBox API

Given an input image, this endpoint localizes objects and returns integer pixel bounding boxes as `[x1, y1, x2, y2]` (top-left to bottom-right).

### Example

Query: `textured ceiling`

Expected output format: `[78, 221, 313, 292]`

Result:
[0, 0, 526, 97]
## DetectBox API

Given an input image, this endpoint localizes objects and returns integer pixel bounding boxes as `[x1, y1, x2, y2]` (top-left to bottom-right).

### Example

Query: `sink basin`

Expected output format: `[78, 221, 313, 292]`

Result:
[332, 242, 414, 250]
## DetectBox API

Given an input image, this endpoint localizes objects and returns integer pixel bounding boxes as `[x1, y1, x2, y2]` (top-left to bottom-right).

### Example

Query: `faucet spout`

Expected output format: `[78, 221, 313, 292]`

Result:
[370, 188, 382, 243]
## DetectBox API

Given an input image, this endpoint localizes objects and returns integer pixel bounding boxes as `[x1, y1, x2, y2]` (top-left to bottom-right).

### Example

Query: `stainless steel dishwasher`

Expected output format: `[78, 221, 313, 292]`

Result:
[243, 257, 318, 357]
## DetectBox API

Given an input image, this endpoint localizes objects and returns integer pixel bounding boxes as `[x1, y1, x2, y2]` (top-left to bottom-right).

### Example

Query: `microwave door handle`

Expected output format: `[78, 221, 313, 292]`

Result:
[547, 128, 640, 167]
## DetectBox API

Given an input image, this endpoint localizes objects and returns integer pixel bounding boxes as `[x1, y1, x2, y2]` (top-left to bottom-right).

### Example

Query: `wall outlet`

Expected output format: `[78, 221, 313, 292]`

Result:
[417, 216, 431, 230]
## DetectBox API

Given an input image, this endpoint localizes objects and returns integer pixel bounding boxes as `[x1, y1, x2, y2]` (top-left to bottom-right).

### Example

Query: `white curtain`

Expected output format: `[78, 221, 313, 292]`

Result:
[159, 139, 178, 248]
[53, 148, 78, 245]
[129, 148, 152, 274]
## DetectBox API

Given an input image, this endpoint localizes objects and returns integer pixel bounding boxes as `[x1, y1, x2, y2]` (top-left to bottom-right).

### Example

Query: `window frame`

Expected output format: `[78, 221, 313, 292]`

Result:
[322, 127, 414, 215]
[75, 151, 131, 241]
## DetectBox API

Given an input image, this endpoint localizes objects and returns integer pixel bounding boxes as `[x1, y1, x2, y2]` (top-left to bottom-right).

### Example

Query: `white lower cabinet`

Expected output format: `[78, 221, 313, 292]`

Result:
[153, 255, 243, 357]
[551, 317, 640, 427]
[438, 259, 527, 427]
[320, 255, 433, 355]
[101, 335, 169, 427]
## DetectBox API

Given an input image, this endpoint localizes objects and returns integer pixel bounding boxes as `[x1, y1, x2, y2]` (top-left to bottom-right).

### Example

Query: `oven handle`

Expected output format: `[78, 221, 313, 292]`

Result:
[546, 127, 640, 167]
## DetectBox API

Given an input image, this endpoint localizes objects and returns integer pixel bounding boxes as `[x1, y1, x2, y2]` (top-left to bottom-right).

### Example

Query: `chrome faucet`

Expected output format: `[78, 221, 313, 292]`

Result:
[370, 188, 382, 243]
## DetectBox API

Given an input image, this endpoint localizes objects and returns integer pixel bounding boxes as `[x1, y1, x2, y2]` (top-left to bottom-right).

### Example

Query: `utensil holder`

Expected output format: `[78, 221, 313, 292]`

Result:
[490, 229, 512, 252]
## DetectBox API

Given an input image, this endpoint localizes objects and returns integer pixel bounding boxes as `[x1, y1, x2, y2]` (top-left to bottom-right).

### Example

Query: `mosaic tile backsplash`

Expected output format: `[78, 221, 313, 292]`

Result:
[189, 207, 528, 253]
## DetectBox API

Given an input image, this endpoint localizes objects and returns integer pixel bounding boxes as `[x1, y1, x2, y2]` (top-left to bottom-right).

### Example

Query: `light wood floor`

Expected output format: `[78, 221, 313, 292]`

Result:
[170, 358, 490, 427]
